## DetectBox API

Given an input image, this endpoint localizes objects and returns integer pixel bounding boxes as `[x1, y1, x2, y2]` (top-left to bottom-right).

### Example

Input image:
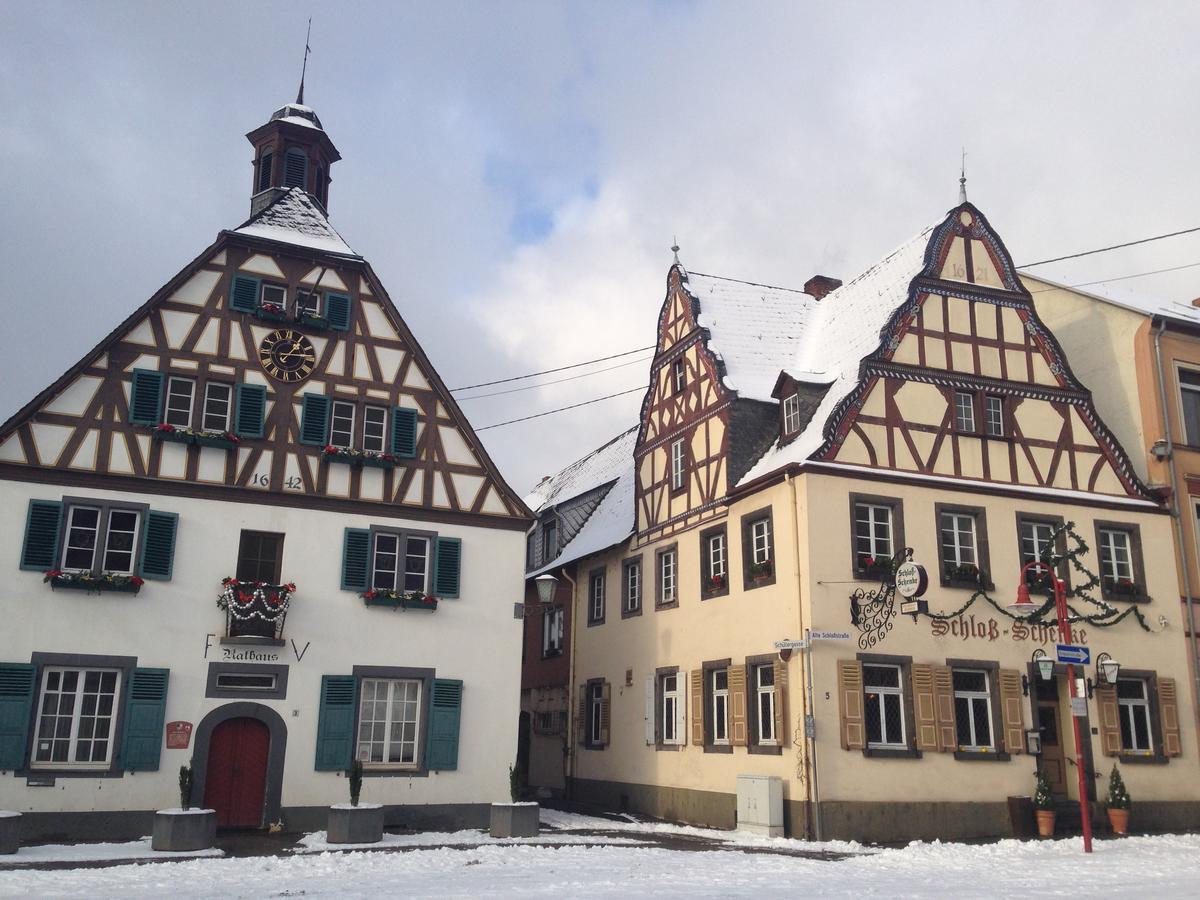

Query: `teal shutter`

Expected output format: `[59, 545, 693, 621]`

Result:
[20, 500, 63, 571]
[300, 393, 331, 445]
[342, 528, 371, 591]
[230, 275, 260, 313]
[391, 407, 418, 458]
[425, 678, 463, 771]
[326, 293, 351, 331]
[433, 537, 462, 599]
[235, 383, 267, 438]
[0, 663, 35, 771]
[129, 369, 164, 425]
[315, 675, 357, 771]
[138, 510, 178, 580]
[119, 668, 169, 772]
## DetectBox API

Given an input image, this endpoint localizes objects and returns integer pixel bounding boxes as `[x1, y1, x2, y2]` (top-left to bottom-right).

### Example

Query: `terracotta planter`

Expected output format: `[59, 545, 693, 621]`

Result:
[1035, 809, 1056, 837]
[1107, 807, 1130, 835]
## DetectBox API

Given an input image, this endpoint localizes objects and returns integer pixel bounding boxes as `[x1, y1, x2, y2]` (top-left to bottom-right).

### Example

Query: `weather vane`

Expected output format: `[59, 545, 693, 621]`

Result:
[296, 18, 312, 105]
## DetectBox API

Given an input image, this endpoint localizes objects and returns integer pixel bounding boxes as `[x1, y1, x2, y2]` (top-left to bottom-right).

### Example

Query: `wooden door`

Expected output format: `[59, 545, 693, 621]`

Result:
[1037, 700, 1067, 798]
[204, 717, 270, 828]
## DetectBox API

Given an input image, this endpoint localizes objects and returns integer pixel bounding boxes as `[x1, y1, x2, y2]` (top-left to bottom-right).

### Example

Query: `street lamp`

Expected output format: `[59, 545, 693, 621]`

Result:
[1086, 653, 1121, 698]
[534, 573, 558, 605]
[1009, 560, 1094, 854]
[1021, 649, 1055, 696]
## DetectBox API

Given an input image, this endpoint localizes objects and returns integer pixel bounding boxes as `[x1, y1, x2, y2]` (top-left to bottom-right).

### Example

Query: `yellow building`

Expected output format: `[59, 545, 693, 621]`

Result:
[541, 200, 1198, 842]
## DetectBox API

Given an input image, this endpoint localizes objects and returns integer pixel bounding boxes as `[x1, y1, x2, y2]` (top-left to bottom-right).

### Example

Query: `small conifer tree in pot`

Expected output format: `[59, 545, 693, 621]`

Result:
[1033, 773, 1056, 837]
[1106, 765, 1131, 835]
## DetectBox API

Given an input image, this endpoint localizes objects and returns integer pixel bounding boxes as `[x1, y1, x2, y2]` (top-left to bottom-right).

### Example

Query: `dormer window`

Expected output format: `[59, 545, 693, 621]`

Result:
[256, 151, 274, 193]
[672, 359, 687, 394]
[782, 393, 801, 434]
[284, 148, 307, 189]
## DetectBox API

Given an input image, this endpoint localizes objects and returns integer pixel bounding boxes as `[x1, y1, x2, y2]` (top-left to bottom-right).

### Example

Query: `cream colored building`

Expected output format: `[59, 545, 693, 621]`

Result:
[545, 200, 1198, 842]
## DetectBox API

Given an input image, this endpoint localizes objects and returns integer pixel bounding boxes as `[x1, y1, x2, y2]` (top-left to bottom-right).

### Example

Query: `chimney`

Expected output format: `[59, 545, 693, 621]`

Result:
[804, 275, 842, 301]
[1191, 297, 1200, 308]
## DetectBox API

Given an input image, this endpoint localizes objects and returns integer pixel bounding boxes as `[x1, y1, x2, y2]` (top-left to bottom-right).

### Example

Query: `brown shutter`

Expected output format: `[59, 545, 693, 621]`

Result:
[728, 664, 748, 746]
[1094, 684, 1121, 756]
[933, 665, 957, 751]
[576, 684, 587, 743]
[773, 658, 789, 746]
[998, 669, 1025, 755]
[911, 663, 939, 751]
[1158, 677, 1182, 757]
[837, 659, 865, 750]
[690, 669, 705, 746]
[599, 681, 611, 746]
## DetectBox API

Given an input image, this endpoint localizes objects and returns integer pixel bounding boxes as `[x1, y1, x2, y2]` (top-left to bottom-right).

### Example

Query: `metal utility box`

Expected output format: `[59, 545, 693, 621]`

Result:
[736, 774, 784, 837]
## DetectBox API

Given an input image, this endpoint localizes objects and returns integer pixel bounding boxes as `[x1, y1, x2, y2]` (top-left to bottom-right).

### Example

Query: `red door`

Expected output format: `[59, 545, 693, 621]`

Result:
[204, 717, 270, 828]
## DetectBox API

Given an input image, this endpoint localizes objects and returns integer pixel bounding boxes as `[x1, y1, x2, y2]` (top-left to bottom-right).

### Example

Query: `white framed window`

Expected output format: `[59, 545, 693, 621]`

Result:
[371, 532, 431, 594]
[661, 673, 681, 745]
[1178, 367, 1200, 446]
[707, 532, 727, 580]
[750, 518, 771, 565]
[624, 560, 641, 613]
[202, 382, 233, 432]
[32, 668, 121, 769]
[164, 377, 194, 427]
[863, 663, 905, 748]
[952, 669, 994, 751]
[1116, 679, 1153, 753]
[984, 394, 1005, 437]
[357, 678, 421, 767]
[543, 520, 558, 562]
[589, 571, 606, 623]
[783, 393, 801, 434]
[260, 283, 287, 310]
[363, 406, 387, 453]
[542, 607, 564, 656]
[587, 682, 604, 745]
[854, 502, 893, 570]
[954, 390, 976, 432]
[670, 439, 685, 490]
[1019, 519, 1056, 568]
[672, 358, 686, 394]
[941, 512, 978, 568]
[329, 400, 355, 449]
[710, 669, 729, 745]
[658, 549, 677, 606]
[755, 664, 776, 745]
[295, 289, 322, 316]
[1098, 528, 1134, 583]
[62, 505, 141, 575]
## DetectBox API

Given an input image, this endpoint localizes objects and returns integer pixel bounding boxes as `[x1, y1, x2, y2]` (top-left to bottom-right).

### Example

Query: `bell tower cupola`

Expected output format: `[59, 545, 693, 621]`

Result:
[245, 88, 341, 216]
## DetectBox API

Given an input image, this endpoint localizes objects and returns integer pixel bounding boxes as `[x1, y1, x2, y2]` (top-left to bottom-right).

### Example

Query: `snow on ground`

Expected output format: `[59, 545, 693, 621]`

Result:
[294, 827, 646, 852]
[0, 837, 222, 867]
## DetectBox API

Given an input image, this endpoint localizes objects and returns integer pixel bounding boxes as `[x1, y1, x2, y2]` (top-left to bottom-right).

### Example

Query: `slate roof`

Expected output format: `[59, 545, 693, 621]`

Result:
[234, 188, 359, 257]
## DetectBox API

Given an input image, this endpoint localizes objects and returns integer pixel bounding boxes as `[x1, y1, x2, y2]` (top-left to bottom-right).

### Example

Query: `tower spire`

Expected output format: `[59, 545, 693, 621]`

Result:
[671, 237, 680, 266]
[958, 147, 968, 204]
[296, 18, 312, 105]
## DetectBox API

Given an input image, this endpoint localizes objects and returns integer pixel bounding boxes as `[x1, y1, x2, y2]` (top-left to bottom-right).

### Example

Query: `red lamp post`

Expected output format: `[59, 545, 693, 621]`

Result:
[1011, 561, 1093, 853]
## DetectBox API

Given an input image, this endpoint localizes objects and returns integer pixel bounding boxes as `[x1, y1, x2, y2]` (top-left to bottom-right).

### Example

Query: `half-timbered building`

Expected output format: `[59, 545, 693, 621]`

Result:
[538, 198, 1199, 842]
[0, 96, 529, 840]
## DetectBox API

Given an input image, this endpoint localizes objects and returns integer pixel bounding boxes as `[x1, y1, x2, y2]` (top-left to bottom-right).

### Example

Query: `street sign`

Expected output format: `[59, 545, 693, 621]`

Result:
[773, 639, 809, 651]
[1056, 644, 1091, 666]
[808, 631, 851, 641]
[1070, 697, 1088, 718]
[899, 599, 928, 617]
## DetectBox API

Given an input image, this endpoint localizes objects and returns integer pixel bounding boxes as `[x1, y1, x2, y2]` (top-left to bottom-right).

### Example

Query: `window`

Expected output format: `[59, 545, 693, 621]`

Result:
[1116, 678, 1153, 753]
[710, 669, 729, 746]
[984, 394, 1005, 437]
[586, 681, 605, 747]
[622, 557, 642, 616]
[854, 502, 893, 573]
[954, 390, 976, 432]
[1179, 367, 1200, 446]
[296, 290, 322, 316]
[32, 668, 121, 768]
[863, 663, 905, 749]
[62, 505, 141, 575]
[1018, 515, 1066, 587]
[754, 664, 776, 745]
[215, 672, 277, 692]
[660, 672, 682, 745]
[542, 607, 564, 657]
[357, 678, 421, 767]
[588, 569, 606, 625]
[657, 547, 677, 608]
[937, 505, 990, 586]
[952, 669, 994, 751]
[261, 283, 287, 310]
[363, 406, 387, 453]
[329, 400, 355, 449]
[543, 520, 558, 563]
[742, 509, 774, 587]
[672, 358, 687, 394]
[670, 439, 685, 491]
[702, 525, 728, 596]
[202, 382, 233, 432]
[782, 393, 801, 434]
[1098, 528, 1133, 582]
[750, 519, 771, 565]
[371, 531, 431, 594]
[235, 530, 284, 583]
[284, 147, 307, 189]
[164, 376, 194, 427]
[526, 533, 536, 570]
[941, 512, 977, 571]
[256, 151, 274, 193]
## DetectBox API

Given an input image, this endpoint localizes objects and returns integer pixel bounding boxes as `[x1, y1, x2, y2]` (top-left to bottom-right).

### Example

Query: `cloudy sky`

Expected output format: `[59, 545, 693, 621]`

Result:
[3, 2, 1199, 495]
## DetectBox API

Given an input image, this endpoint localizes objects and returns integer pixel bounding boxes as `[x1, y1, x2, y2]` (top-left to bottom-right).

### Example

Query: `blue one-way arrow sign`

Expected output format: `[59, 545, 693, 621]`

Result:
[1056, 644, 1091, 666]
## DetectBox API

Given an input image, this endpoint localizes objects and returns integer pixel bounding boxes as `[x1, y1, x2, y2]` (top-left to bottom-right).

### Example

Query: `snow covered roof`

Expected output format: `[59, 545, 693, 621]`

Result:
[682, 272, 815, 402]
[234, 188, 359, 257]
[1020, 272, 1200, 326]
[269, 103, 324, 131]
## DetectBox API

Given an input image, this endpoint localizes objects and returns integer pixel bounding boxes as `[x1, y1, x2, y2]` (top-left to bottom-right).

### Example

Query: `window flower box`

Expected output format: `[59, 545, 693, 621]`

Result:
[944, 563, 985, 586]
[297, 311, 329, 330]
[255, 302, 288, 322]
[705, 574, 727, 594]
[857, 556, 893, 580]
[322, 446, 397, 469]
[152, 423, 196, 445]
[749, 562, 773, 583]
[194, 430, 239, 449]
[1104, 578, 1141, 597]
[361, 589, 438, 611]
[43, 570, 144, 594]
[218, 577, 294, 639]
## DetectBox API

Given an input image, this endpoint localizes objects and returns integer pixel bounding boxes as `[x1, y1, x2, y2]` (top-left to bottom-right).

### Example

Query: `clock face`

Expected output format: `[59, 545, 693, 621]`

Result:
[258, 329, 316, 383]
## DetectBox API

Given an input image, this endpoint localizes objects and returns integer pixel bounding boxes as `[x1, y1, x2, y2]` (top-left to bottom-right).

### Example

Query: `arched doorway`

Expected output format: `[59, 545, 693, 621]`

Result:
[204, 717, 270, 828]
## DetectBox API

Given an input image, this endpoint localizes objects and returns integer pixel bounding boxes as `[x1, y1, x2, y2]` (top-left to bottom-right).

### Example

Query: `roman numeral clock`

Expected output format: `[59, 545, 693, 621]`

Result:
[258, 329, 316, 383]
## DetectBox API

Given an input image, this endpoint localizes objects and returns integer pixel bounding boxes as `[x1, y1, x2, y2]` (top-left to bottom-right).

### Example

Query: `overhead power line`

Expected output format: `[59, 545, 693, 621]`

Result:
[450, 346, 655, 392]
[1027, 260, 1200, 293]
[475, 386, 646, 431]
[456, 353, 654, 401]
[1018, 226, 1200, 268]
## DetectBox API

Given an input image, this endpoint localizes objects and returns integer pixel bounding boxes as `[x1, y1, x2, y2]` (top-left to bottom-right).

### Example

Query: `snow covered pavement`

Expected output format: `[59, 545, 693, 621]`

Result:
[0, 811, 1196, 898]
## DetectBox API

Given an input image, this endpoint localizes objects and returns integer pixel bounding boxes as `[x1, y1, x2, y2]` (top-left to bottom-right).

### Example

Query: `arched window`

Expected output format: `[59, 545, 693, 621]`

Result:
[284, 148, 307, 189]
[256, 150, 274, 193]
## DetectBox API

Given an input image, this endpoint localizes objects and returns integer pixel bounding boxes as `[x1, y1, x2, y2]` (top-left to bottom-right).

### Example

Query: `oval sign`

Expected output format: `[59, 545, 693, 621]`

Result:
[895, 562, 928, 598]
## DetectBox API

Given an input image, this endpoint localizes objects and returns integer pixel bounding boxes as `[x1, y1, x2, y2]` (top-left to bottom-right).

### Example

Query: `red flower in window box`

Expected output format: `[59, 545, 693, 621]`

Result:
[129, 576, 145, 587]
[261, 301, 284, 315]
[155, 423, 176, 433]
[363, 589, 377, 600]
[423, 594, 436, 606]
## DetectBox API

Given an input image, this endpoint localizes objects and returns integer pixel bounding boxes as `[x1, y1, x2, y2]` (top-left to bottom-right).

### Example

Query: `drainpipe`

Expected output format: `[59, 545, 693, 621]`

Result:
[1153, 319, 1200, 718]
[561, 565, 579, 798]
[788, 471, 821, 840]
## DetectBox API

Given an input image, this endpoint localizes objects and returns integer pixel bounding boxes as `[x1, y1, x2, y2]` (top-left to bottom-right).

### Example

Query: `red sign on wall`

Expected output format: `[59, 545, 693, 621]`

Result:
[166, 721, 193, 750]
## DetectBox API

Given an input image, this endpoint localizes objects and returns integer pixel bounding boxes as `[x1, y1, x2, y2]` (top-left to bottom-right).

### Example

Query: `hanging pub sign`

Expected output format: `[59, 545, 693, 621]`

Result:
[896, 560, 929, 616]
